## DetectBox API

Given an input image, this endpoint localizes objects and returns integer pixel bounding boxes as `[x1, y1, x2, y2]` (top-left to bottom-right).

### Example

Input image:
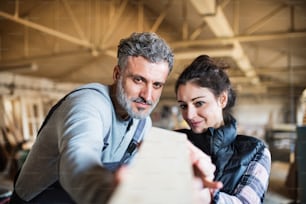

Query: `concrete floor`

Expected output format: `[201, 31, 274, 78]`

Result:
[264, 161, 295, 204]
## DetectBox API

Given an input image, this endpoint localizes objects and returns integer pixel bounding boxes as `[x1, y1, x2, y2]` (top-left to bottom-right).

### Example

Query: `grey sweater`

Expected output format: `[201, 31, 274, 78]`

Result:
[15, 83, 152, 203]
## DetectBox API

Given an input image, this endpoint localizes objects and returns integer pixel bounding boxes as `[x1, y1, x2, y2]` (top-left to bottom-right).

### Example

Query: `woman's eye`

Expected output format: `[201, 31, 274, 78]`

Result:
[179, 104, 187, 110]
[195, 101, 204, 107]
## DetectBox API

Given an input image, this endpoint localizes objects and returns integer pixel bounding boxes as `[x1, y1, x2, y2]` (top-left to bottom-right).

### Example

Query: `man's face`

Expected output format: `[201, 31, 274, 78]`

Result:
[114, 56, 169, 119]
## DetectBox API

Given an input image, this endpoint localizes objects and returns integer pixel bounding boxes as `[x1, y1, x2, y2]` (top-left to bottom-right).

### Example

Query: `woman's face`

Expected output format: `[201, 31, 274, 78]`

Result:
[176, 82, 227, 133]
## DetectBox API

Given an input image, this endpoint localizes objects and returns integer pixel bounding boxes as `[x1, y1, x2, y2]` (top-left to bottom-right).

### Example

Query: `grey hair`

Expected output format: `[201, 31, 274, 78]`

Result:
[117, 32, 174, 72]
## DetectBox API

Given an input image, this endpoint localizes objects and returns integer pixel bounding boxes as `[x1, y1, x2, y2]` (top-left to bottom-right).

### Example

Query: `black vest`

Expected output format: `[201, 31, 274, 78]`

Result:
[176, 119, 266, 194]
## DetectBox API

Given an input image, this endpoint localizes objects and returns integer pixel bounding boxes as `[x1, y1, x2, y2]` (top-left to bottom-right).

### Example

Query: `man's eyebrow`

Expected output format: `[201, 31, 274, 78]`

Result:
[129, 72, 166, 85]
[128, 73, 145, 80]
[154, 81, 165, 85]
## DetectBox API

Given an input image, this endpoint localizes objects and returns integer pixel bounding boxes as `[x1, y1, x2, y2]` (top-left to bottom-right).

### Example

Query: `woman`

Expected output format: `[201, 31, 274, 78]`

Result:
[175, 55, 271, 204]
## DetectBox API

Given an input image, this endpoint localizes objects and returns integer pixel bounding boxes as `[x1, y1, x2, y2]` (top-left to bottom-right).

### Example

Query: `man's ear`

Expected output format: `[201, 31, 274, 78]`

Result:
[113, 65, 120, 81]
[219, 91, 228, 108]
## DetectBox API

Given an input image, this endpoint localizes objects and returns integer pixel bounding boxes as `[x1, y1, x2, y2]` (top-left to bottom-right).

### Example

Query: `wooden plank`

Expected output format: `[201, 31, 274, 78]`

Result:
[108, 127, 196, 204]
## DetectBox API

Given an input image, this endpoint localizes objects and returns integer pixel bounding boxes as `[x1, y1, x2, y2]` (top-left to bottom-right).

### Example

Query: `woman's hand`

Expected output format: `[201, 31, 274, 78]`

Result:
[193, 178, 214, 204]
[188, 141, 222, 203]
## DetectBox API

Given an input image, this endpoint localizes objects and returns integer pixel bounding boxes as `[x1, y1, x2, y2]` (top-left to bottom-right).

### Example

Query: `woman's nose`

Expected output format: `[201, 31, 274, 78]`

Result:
[186, 106, 197, 120]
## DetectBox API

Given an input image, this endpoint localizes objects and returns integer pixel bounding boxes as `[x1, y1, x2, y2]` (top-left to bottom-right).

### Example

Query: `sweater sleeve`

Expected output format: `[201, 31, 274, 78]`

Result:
[213, 147, 271, 204]
[56, 89, 116, 203]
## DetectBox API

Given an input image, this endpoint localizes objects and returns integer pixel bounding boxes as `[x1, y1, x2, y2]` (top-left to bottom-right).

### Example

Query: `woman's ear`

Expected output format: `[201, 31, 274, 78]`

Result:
[219, 91, 228, 108]
[113, 65, 120, 81]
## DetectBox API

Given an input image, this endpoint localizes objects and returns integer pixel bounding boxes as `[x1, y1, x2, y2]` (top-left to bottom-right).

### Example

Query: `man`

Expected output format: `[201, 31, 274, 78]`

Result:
[11, 32, 220, 204]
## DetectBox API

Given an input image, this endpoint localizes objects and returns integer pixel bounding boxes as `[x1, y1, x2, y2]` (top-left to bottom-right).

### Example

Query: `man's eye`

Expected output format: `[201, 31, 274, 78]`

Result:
[153, 83, 163, 89]
[133, 77, 143, 83]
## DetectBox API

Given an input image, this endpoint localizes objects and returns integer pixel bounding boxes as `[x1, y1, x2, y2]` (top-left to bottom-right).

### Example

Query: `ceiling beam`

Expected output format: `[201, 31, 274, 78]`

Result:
[0, 11, 93, 48]
[149, 0, 172, 32]
[189, 0, 260, 85]
[174, 47, 234, 60]
[100, 0, 129, 47]
[170, 31, 306, 48]
[255, 65, 306, 74]
[61, 0, 87, 41]
[244, 4, 287, 34]
[137, 0, 144, 31]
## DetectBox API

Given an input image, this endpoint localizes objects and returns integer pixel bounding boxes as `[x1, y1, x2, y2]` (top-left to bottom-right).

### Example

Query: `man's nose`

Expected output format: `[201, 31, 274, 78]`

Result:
[140, 85, 153, 102]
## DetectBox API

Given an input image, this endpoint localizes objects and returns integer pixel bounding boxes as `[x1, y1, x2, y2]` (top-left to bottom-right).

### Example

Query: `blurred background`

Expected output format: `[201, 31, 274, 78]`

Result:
[0, 0, 305, 203]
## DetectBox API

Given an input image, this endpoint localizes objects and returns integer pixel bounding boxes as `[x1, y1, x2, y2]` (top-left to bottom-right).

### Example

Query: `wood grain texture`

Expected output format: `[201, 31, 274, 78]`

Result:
[108, 127, 196, 204]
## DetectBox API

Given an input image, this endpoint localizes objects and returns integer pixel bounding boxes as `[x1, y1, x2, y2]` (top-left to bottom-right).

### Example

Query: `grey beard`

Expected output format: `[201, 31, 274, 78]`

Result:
[116, 77, 158, 119]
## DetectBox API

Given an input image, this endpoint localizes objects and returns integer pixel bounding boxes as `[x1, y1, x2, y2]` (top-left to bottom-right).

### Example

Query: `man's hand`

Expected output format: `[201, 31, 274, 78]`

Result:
[115, 165, 128, 186]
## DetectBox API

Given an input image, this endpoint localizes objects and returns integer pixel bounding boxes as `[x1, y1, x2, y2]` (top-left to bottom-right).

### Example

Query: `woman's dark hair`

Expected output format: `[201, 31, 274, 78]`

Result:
[175, 55, 236, 123]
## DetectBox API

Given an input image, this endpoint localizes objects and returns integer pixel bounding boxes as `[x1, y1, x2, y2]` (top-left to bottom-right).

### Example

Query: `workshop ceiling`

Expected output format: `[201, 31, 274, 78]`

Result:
[0, 0, 305, 103]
